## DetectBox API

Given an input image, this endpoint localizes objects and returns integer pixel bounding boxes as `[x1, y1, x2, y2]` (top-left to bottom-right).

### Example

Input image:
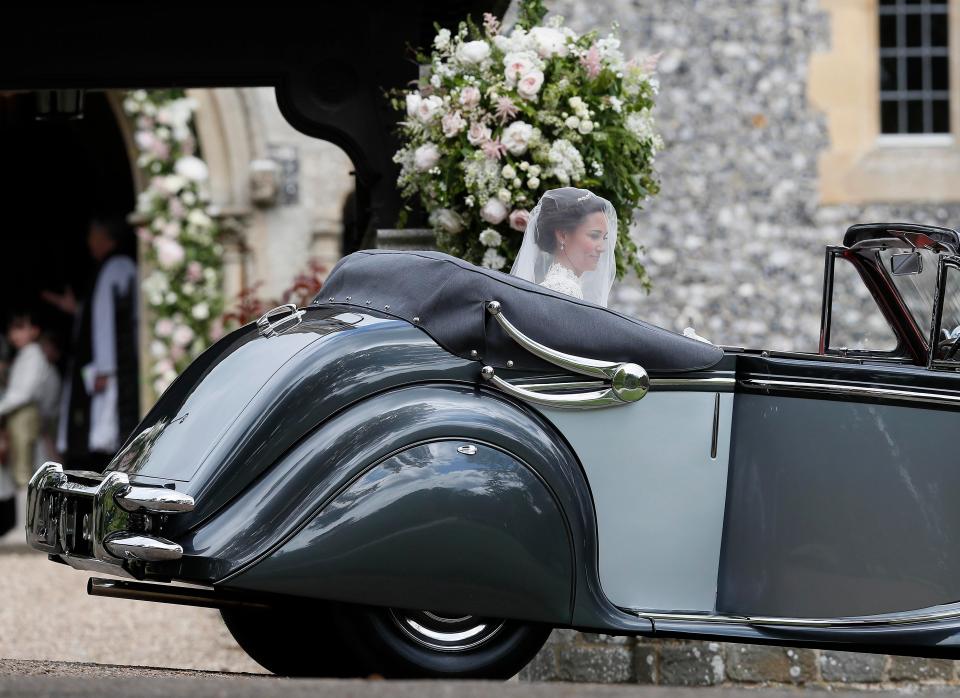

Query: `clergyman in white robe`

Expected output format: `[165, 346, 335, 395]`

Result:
[56, 254, 138, 459]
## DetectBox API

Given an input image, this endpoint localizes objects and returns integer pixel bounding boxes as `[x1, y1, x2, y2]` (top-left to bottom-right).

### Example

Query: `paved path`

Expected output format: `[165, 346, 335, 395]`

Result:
[0, 661, 909, 698]
[0, 549, 264, 673]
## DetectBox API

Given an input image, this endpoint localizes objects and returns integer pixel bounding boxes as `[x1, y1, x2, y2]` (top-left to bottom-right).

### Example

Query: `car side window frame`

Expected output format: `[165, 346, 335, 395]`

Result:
[927, 254, 960, 369]
[819, 245, 909, 361]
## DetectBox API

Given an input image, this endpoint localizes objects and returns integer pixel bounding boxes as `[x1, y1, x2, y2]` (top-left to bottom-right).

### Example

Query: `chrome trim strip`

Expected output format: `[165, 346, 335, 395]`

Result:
[742, 378, 960, 407]
[640, 604, 960, 628]
[650, 377, 736, 389]
[513, 377, 736, 395]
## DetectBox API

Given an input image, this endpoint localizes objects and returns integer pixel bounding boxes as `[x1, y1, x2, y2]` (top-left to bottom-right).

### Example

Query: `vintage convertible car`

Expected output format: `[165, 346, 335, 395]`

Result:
[25, 222, 960, 678]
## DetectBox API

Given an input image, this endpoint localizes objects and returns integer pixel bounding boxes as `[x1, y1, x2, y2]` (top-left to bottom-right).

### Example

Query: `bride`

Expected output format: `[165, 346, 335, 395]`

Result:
[508, 186, 714, 344]
[508, 187, 616, 307]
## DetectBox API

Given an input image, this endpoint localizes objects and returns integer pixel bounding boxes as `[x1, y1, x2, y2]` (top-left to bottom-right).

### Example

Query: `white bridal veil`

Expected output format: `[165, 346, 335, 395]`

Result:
[509, 187, 617, 307]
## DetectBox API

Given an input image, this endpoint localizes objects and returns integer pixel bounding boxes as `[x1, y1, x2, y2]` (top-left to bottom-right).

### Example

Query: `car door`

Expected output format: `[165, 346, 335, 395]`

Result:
[718, 245, 960, 621]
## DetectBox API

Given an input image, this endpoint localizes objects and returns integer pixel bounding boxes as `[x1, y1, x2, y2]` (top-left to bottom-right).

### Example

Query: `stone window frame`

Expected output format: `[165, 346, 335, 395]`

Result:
[810, 0, 960, 203]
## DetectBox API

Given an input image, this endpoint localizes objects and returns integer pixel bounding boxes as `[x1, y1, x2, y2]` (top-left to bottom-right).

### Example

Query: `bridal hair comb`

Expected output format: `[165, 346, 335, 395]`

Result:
[576, 192, 591, 202]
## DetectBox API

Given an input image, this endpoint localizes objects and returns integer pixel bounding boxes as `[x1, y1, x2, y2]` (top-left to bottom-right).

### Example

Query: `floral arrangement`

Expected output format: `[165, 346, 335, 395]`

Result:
[123, 89, 225, 397]
[390, 0, 662, 285]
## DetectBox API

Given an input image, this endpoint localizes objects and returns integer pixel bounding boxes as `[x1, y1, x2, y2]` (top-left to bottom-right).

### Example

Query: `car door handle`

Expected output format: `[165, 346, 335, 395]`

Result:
[481, 300, 649, 409]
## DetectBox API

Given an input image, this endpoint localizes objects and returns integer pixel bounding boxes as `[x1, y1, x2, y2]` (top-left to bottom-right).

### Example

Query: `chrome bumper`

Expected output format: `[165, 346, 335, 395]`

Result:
[26, 462, 194, 577]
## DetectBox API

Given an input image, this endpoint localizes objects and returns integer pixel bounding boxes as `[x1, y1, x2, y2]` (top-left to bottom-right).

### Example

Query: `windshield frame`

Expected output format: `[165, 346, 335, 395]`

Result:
[928, 254, 960, 370]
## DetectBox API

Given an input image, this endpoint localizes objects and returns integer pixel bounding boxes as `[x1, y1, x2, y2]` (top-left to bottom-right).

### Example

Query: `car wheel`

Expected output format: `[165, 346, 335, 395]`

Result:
[336, 605, 552, 679]
[220, 604, 369, 677]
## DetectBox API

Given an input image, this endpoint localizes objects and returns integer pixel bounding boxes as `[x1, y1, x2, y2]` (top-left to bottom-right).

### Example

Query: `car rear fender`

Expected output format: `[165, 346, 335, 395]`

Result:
[173, 384, 644, 630]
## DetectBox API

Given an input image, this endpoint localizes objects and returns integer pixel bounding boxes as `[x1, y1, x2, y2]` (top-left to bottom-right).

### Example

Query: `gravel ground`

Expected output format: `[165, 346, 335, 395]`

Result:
[0, 549, 266, 674]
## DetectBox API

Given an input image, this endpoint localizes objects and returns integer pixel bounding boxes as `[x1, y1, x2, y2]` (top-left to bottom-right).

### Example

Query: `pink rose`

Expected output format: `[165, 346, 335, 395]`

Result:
[172, 324, 195, 348]
[508, 209, 531, 232]
[517, 69, 545, 100]
[441, 110, 466, 138]
[153, 236, 185, 269]
[186, 261, 204, 282]
[467, 122, 491, 146]
[155, 318, 175, 338]
[459, 86, 481, 110]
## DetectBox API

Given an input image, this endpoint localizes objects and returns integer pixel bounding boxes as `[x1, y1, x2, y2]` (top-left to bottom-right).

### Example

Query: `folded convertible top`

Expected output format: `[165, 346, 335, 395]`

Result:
[314, 249, 723, 374]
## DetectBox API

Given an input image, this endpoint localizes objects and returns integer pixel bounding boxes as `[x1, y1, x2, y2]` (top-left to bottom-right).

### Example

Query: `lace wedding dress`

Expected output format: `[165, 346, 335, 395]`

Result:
[539, 262, 584, 300]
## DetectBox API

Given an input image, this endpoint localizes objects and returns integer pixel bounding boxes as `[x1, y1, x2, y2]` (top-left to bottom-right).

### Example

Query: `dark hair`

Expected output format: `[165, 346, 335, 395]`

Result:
[90, 215, 130, 244]
[534, 188, 607, 253]
[6, 303, 41, 330]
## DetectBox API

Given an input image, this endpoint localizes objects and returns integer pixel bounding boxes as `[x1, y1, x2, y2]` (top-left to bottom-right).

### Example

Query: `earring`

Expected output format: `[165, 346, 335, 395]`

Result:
[560, 242, 565, 251]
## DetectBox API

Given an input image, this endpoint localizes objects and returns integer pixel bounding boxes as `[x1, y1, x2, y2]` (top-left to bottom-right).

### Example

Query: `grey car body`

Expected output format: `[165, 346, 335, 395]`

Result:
[25, 222, 960, 666]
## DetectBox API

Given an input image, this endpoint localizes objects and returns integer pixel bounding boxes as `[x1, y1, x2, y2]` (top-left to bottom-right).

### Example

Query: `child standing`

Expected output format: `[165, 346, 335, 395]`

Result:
[0, 310, 60, 489]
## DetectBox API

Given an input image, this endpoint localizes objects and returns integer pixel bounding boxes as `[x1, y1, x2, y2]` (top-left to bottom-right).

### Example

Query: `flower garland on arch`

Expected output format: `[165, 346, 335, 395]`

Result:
[122, 89, 226, 397]
[390, 0, 663, 287]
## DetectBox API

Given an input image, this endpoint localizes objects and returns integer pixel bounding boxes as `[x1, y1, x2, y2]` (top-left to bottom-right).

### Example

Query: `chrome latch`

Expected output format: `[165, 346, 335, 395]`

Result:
[481, 300, 649, 409]
[256, 304, 305, 338]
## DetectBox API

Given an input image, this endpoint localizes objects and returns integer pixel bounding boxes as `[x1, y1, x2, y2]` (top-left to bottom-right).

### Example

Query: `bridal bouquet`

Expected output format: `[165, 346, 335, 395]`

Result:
[391, 0, 662, 285]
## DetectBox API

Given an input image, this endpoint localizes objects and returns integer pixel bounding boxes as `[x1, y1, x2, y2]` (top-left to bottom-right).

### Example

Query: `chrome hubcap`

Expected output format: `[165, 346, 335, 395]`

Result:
[388, 609, 505, 652]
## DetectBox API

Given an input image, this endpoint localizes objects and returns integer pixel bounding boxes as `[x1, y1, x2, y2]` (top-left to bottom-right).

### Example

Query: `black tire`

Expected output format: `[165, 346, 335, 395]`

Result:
[220, 604, 369, 677]
[336, 605, 552, 679]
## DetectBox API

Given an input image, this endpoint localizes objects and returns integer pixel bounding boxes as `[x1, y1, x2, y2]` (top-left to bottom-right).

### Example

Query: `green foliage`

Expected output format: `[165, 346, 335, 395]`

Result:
[516, 0, 548, 29]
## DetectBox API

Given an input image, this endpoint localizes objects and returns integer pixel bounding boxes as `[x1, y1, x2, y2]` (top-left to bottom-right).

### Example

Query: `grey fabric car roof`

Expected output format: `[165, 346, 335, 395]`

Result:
[313, 249, 723, 374]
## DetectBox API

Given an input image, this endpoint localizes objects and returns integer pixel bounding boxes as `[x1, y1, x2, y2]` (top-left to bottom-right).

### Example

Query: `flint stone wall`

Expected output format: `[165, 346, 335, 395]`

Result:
[519, 633, 960, 688]
[550, 0, 960, 352]
[520, 0, 960, 689]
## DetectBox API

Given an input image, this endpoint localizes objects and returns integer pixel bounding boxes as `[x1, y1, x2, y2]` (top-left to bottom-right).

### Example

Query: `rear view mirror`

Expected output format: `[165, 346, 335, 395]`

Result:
[890, 251, 923, 276]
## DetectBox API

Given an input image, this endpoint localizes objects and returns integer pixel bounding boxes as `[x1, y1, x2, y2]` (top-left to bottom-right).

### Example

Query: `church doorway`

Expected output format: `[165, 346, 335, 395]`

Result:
[0, 90, 139, 468]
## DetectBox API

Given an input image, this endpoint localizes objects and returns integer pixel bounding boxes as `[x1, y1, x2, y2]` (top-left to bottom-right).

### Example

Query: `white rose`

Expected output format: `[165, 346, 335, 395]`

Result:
[480, 198, 508, 224]
[175, 155, 209, 182]
[441, 110, 466, 138]
[497, 188, 512, 203]
[503, 51, 539, 86]
[187, 208, 212, 228]
[405, 93, 422, 118]
[529, 26, 568, 58]
[163, 175, 187, 193]
[501, 121, 534, 155]
[413, 143, 441, 171]
[191, 302, 210, 321]
[527, 176, 540, 189]
[459, 86, 481, 110]
[416, 95, 444, 124]
[467, 122, 491, 146]
[479, 228, 503, 247]
[149, 340, 167, 359]
[501, 164, 516, 180]
[568, 96, 584, 110]
[456, 40, 491, 65]
[578, 119, 594, 134]
[154, 236, 185, 269]
[565, 115, 580, 129]
[429, 208, 464, 233]
[516, 69, 544, 100]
